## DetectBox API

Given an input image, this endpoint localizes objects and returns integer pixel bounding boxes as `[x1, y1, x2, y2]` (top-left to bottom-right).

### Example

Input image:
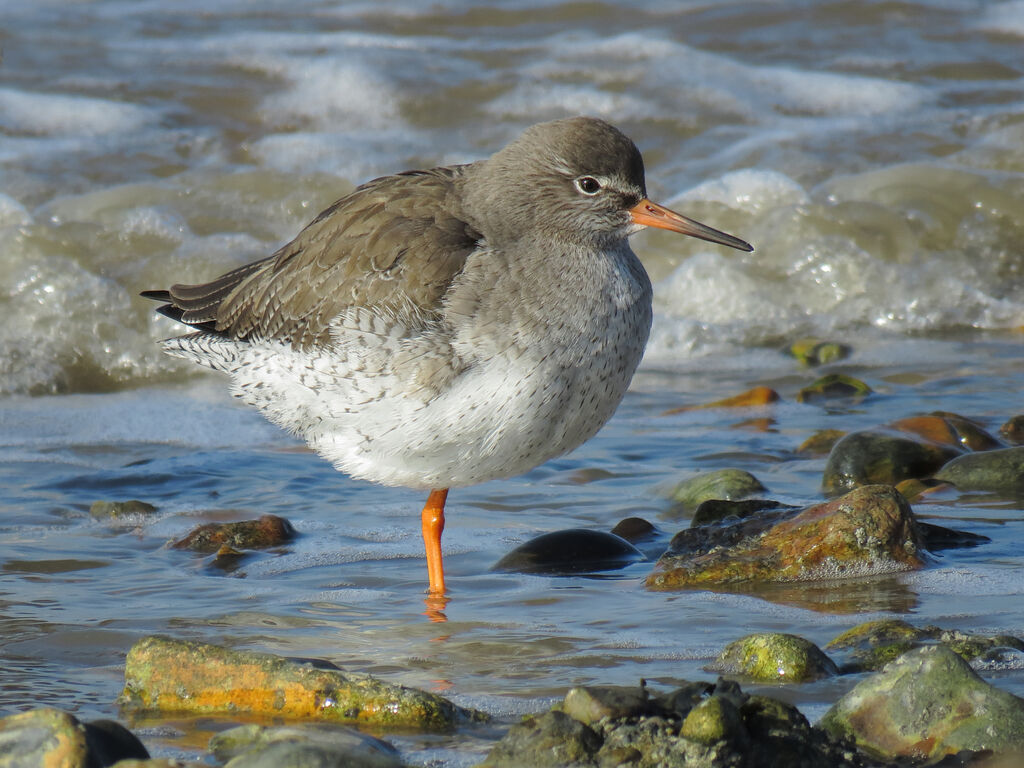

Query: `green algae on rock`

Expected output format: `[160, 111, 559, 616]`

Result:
[89, 499, 158, 520]
[709, 633, 838, 683]
[820, 645, 1024, 762]
[666, 468, 767, 519]
[647, 485, 926, 590]
[120, 636, 482, 730]
[480, 679, 863, 768]
[788, 338, 852, 366]
[826, 619, 1024, 673]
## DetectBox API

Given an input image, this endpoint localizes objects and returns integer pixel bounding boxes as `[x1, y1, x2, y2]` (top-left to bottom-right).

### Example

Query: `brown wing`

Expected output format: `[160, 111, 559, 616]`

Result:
[144, 166, 481, 348]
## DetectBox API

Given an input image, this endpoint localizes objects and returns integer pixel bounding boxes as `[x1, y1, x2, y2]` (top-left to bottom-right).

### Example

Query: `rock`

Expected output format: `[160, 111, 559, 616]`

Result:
[0, 709, 148, 768]
[1000, 414, 1024, 445]
[210, 723, 403, 767]
[889, 413, 1002, 452]
[561, 685, 652, 726]
[648, 485, 926, 590]
[171, 514, 296, 552]
[492, 529, 644, 574]
[691, 498, 795, 526]
[826, 620, 1024, 673]
[666, 469, 767, 518]
[894, 477, 949, 502]
[919, 521, 990, 551]
[663, 385, 780, 414]
[484, 678, 864, 768]
[822, 429, 959, 495]
[820, 645, 1024, 761]
[789, 338, 851, 366]
[934, 446, 1024, 494]
[120, 636, 482, 729]
[90, 499, 158, 520]
[609, 517, 656, 543]
[479, 710, 602, 768]
[0, 708, 90, 768]
[796, 429, 846, 457]
[112, 761, 205, 767]
[679, 696, 743, 745]
[709, 633, 838, 683]
[796, 373, 871, 403]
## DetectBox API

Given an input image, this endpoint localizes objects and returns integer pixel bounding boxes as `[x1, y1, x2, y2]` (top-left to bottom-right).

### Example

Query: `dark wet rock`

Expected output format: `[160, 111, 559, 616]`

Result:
[493, 528, 644, 575]
[483, 678, 863, 768]
[919, 521, 990, 551]
[796, 373, 871, 403]
[822, 429, 960, 495]
[120, 635, 483, 729]
[113, 760, 206, 767]
[1000, 414, 1024, 445]
[0, 708, 149, 768]
[789, 338, 852, 366]
[609, 517, 656, 543]
[820, 645, 1024, 761]
[826, 619, 1024, 673]
[89, 499, 157, 520]
[796, 428, 847, 457]
[934, 446, 1024, 494]
[663, 385, 780, 414]
[479, 710, 602, 768]
[691, 498, 795, 526]
[211, 724, 404, 768]
[709, 633, 838, 683]
[666, 468, 767, 518]
[171, 514, 296, 552]
[648, 485, 926, 590]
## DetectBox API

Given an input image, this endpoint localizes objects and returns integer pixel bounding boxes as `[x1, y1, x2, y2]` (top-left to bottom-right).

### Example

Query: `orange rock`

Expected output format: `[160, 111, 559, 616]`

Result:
[663, 386, 780, 414]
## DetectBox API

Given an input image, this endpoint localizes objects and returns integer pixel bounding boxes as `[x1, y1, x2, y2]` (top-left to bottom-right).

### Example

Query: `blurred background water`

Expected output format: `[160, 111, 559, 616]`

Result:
[2, 0, 1024, 763]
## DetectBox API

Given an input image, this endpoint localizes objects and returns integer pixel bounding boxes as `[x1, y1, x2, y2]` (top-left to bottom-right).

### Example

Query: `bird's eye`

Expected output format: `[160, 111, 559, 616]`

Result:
[574, 176, 602, 195]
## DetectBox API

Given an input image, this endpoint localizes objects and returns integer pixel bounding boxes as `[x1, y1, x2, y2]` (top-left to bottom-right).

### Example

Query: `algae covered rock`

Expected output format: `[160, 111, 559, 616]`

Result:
[709, 633, 838, 683]
[479, 710, 601, 768]
[789, 338, 851, 366]
[120, 636, 481, 730]
[796, 373, 871, 403]
[561, 685, 653, 726]
[820, 645, 1024, 761]
[648, 485, 926, 590]
[666, 468, 767, 518]
[89, 499, 158, 520]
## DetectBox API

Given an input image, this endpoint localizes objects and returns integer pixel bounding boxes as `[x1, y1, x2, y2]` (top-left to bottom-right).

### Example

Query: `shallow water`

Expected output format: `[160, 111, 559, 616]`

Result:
[2, 0, 1024, 763]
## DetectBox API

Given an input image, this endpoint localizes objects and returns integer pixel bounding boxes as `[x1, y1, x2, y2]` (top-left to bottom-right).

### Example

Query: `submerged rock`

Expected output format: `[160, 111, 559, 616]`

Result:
[609, 517, 657, 543]
[796, 428, 847, 457]
[493, 529, 644, 574]
[822, 429, 959, 494]
[1000, 414, 1024, 445]
[210, 724, 404, 768]
[796, 373, 871, 403]
[663, 385, 781, 414]
[691, 498, 795, 526]
[934, 446, 1024, 494]
[0, 708, 149, 768]
[120, 636, 482, 730]
[90, 499, 158, 520]
[648, 485, 926, 590]
[889, 413, 1002, 452]
[171, 514, 296, 552]
[666, 468, 767, 518]
[709, 633, 839, 683]
[820, 645, 1024, 761]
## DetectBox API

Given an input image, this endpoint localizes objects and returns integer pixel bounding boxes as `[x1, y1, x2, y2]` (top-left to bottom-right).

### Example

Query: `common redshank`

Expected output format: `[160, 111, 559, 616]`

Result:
[143, 117, 752, 598]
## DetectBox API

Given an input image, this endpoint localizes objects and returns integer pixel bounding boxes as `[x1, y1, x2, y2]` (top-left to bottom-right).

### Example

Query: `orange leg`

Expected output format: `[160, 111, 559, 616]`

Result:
[421, 488, 448, 595]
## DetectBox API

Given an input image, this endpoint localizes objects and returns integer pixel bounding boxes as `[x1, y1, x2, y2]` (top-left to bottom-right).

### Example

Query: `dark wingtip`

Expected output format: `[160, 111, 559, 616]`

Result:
[140, 289, 171, 302]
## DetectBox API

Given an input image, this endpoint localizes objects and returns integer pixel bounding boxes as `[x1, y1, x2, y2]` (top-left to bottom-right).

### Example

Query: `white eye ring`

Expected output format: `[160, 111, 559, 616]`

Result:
[574, 176, 602, 195]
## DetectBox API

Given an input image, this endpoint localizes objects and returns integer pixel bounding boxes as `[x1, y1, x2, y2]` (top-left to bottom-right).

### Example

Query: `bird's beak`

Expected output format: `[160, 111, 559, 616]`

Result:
[629, 198, 753, 252]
